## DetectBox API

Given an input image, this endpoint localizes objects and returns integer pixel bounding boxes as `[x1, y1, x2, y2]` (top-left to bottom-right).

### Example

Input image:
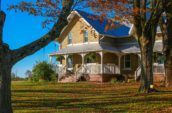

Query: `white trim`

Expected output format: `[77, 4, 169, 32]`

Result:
[67, 42, 98, 46]
[155, 40, 162, 43]
[129, 24, 134, 35]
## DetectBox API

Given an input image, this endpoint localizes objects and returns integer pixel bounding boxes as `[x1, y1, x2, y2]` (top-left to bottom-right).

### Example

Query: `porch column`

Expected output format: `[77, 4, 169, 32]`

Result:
[118, 54, 122, 74]
[81, 53, 86, 65]
[138, 54, 141, 60]
[80, 53, 86, 73]
[99, 52, 104, 74]
[64, 55, 68, 68]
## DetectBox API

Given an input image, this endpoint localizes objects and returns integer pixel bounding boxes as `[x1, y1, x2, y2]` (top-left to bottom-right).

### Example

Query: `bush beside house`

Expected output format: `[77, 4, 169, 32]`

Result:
[31, 61, 56, 82]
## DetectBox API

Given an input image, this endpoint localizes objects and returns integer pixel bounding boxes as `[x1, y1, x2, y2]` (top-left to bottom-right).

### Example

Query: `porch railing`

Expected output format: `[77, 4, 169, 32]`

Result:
[135, 65, 141, 81]
[135, 64, 165, 80]
[153, 64, 165, 74]
[103, 64, 120, 74]
[56, 65, 67, 80]
[57, 63, 121, 81]
[81, 63, 120, 75]
[85, 64, 101, 74]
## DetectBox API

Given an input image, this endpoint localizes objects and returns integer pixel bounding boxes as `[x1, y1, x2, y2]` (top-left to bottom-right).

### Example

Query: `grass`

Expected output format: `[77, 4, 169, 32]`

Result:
[12, 81, 172, 113]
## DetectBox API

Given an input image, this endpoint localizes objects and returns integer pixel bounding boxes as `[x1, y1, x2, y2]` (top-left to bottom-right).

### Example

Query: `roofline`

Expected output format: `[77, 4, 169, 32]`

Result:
[101, 34, 131, 39]
[58, 10, 101, 42]
[73, 10, 100, 35]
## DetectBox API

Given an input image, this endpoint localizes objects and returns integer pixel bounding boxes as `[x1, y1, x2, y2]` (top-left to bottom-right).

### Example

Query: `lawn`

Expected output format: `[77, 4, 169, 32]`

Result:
[12, 81, 172, 113]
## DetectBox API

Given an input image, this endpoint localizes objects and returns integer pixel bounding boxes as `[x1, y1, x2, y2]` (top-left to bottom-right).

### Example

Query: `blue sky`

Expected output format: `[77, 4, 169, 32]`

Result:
[2, 0, 58, 77]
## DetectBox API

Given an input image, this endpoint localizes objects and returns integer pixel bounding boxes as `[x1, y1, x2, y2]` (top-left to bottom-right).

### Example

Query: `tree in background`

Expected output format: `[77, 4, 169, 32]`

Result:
[11, 72, 24, 81]
[25, 70, 32, 80]
[0, 0, 75, 112]
[88, 0, 163, 92]
[32, 61, 55, 82]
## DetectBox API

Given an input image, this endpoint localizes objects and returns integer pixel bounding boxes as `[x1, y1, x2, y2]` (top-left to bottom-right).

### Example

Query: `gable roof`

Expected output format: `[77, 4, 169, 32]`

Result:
[70, 10, 130, 38]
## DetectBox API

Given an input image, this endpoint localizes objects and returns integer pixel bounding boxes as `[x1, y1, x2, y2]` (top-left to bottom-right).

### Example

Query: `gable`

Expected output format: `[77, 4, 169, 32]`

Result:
[58, 14, 80, 43]
[59, 14, 100, 49]
[75, 10, 130, 37]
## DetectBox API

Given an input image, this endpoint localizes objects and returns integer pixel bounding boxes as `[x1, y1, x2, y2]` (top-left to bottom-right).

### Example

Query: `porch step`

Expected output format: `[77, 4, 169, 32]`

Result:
[59, 75, 77, 83]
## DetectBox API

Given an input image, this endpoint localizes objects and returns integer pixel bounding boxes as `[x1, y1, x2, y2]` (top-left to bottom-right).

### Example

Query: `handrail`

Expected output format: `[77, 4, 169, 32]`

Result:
[153, 64, 165, 74]
[75, 65, 87, 81]
[135, 65, 141, 81]
[58, 65, 67, 80]
[134, 64, 165, 81]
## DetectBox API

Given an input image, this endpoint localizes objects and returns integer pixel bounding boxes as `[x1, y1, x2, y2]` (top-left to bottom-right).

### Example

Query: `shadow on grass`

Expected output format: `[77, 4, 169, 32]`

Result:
[12, 82, 172, 112]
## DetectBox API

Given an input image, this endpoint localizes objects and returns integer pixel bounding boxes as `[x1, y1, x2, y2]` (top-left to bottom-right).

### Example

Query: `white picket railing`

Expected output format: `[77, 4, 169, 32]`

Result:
[153, 64, 165, 74]
[103, 64, 120, 74]
[56, 65, 67, 80]
[135, 65, 141, 81]
[77, 63, 120, 75]
[85, 63, 101, 74]
[135, 63, 165, 80]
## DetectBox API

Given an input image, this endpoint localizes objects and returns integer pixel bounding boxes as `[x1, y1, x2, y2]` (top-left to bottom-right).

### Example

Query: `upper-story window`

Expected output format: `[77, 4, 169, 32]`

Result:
[68, 32, 72, 44]
[83, 30, 88, 43]
[124, 54, 131, 69]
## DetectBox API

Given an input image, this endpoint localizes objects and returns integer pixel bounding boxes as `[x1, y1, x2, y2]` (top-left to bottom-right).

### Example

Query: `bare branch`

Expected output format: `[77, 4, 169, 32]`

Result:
[144, 0, 163, 33]
[0, 11, 6, 45]
[133, 0, 142, 38]
[11, 0, 74, 65]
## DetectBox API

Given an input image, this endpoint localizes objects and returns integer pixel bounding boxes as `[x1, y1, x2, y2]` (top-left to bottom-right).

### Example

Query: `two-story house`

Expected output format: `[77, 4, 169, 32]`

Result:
[50, 10, 164, 82]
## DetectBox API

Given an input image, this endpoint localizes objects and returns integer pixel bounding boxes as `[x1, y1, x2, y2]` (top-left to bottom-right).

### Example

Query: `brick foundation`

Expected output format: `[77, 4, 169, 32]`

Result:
[154, 74, 165, 82]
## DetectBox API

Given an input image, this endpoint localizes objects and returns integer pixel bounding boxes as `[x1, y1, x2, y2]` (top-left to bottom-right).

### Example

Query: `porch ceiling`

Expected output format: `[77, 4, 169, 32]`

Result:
[50, 43, 119, 56]
[118, 41, 163, 53]
[50, 41, 163, 56]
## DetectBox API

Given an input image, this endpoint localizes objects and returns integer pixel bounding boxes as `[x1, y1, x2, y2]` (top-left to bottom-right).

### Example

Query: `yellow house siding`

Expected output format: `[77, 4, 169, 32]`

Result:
[60, 15, 99, 49]
[103, 53, 118, 65]
[121, 54, 139, 76]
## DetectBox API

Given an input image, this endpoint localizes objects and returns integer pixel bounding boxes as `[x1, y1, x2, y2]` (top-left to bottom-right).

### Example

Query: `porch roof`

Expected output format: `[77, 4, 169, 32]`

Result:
[50, 41, 163, 56]
[50, 43, 119, 56]
[119, 41, 163, 53]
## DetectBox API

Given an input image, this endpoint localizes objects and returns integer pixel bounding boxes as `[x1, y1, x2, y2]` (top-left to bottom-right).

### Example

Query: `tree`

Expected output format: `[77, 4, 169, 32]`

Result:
[88, 0, 163, 92]
[159, 0, 172, 87]
[32, 61, 55, 82]
[0, 0, 74, 112]
[25, 70, 32, 79]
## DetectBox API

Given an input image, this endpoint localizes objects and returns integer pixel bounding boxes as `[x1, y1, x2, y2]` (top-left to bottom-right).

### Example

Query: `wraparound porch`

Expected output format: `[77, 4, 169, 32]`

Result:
[50, 51, 140, 82]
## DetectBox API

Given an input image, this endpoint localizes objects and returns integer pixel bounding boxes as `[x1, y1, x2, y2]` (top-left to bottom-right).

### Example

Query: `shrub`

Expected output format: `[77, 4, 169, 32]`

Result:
[32, 61, 56, 82]
[110, 78, 118, 84]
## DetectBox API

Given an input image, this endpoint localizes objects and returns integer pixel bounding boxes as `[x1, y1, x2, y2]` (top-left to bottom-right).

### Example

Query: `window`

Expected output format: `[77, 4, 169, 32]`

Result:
[68, 32, 72, 44]
[124, 55, 131, 69]
[83, 30, 88, 43]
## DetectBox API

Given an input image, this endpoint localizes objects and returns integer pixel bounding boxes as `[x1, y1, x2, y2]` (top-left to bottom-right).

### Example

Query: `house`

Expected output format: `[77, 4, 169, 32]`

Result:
[49, 10, 165, 83]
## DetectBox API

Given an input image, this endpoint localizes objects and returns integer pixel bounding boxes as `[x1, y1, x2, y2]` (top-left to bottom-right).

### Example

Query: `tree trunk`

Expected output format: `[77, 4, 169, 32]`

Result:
[163, 1, 172, 87]
[139, 35, 154, 93]
[0, 44, 13, 113]
[165, 49, 172, 87]
[0, 1, 74, 112]
[0, 63, 13, 113]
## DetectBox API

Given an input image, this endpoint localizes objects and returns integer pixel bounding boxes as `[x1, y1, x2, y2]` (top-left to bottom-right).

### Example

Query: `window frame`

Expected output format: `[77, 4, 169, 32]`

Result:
[124, 54, 131, 70]
[83, 30, 88, 43]
[68, 32, 72, 44]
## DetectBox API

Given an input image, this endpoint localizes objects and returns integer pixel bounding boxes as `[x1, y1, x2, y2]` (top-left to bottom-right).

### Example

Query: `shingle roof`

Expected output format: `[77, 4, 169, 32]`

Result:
[75, 10, 130, 37]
